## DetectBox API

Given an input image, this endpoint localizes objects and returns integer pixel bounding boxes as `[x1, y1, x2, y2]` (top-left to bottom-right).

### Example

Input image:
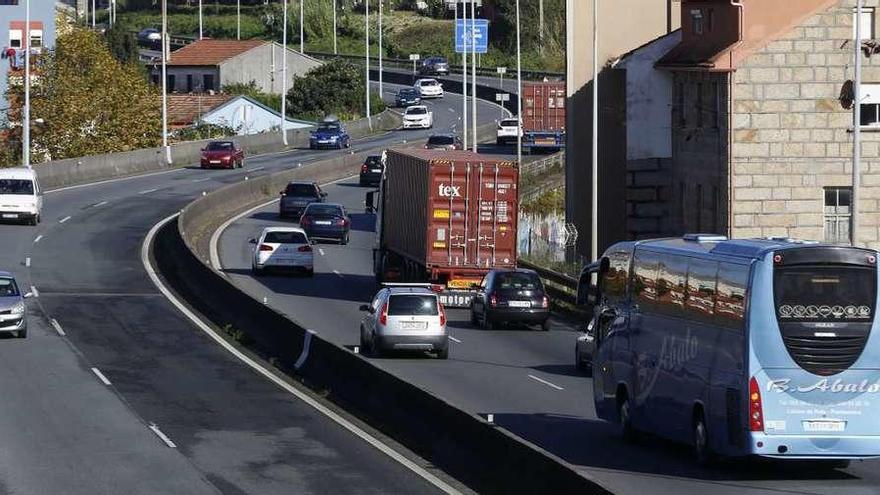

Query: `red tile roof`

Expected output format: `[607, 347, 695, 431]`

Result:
[168, 39, 266, 67]
[166, 93, 234, 127]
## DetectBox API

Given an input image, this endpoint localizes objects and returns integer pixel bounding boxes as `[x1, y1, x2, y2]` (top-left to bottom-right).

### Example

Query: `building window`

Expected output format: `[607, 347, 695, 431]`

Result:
[203, 74, 215, 92]
[824, 187, 852, 244]
[691, 9, 704, 35]
[167, 74, 176, 92]
[186, 74, 193, 92]
[8, 29, 22, 49]
[859, 83, 880, 127]
[854, 7, 876, 40]
[29, 29, 42, 48]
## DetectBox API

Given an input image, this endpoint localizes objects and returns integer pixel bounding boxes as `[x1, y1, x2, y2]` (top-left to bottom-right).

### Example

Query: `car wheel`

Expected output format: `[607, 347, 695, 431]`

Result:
[28, 216, 37, 226]
[575, 349, 586, 371]
[693, 411, 713, 466]
[371, 333, 384, 358]
[482, 309, 494, 330]
[540, 319, 551, 332]
[252, 266, 263, 276]
[18, 329, 27, 338]
[341, 233, 349, 245]
[470, 308, 479, 326]
[36, 214, 41, 224]
[619, 396, 639, 443]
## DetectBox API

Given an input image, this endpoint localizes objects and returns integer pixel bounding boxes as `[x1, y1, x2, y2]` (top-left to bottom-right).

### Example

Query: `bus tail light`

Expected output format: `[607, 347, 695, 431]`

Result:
[379, 302, 388, 326]
[749, 376, 764, 432]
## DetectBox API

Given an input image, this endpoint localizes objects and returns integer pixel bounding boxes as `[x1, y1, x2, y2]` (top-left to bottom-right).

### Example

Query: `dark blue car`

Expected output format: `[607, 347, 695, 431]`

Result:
[394, 88, 421, 108]
[309, 120, 351, 150]
[299, 203, 350, 245]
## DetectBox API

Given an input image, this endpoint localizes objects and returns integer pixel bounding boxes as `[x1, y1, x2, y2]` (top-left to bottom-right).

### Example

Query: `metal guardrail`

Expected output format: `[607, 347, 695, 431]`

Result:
[517, 259, 578, 306]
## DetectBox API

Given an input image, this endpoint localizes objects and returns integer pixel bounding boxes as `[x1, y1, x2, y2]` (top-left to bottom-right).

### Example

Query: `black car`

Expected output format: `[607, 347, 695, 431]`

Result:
[425, 133, 462, 150]
[300, 203, 350, 244]
[279, 181, 326, 219]
[359, 155, 384, 187]
[470, 269, 551, 331]
[394, 88, 421, 107]
[419, 56, 449, 76]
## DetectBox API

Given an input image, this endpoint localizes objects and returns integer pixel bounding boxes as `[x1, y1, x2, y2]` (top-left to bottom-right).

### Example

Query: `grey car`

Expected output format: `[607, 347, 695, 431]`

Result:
[279, 181, 326, 219]
[0, 272, 31, 338]
[359, 285, 449, 359]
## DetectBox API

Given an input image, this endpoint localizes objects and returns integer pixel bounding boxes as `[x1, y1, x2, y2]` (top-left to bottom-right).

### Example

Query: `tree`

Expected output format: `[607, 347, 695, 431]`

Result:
[286, 59, 384, 121]
[104, 26, 140, 65]
[31, 27, 162, 161]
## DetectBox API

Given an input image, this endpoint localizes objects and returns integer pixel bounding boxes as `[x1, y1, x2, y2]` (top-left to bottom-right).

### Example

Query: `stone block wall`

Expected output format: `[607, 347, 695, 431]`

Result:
[731, 0, 880, 247]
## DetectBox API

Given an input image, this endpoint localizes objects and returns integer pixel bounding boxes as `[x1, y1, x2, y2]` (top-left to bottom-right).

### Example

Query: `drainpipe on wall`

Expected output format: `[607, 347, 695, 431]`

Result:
[727, 0, 744, 237]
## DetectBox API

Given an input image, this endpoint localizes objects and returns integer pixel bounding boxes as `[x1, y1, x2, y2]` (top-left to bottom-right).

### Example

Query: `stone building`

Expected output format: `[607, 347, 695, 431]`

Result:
[620, 0, 880, 248]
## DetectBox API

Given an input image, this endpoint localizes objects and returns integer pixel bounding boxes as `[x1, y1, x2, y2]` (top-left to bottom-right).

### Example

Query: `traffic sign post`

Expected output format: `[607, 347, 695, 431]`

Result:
[409, 53, 420, 83]
[496, 66, 507, 112]
[455, 19, 489, 54]
[495, 93, 510, 115]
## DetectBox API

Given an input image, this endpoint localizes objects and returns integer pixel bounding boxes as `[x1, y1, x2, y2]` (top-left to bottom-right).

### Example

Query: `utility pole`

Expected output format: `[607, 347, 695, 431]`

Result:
[515, 0, 522, 166]
[299, 0, 304, 53]
[539, 0, 544, 53]
[591, 0, 599, 261]
[199, 0, 203, 39]
[854, 0, 864, 246]
[461, 1, 468, 151]
[333, 0, 337, 54]
[237, 0, 241, 40]
[92, 0, 96, 28]
[378, 0, 383, 98]
[161, 0, 171, 164]
[470, 0, 477, 152]
[281, 0, 289, 145]
[22, 0, 30, 169]
[365, 0, 372, 129]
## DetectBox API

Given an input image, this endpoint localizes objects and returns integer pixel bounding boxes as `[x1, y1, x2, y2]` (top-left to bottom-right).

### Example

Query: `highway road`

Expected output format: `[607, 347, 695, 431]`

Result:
[0, 86, 499, 494]
[214, 178, 880, 492]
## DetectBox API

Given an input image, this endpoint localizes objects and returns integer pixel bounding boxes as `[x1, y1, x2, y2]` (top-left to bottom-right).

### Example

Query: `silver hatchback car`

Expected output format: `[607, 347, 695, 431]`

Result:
[0, 272, 30, 338]
[360, 285, 448, 359]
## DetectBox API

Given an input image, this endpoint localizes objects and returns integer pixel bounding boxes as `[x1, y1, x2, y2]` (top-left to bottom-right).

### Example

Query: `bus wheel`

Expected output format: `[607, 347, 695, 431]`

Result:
[693, 410, 714, 466]
[618, 395, 638, 443]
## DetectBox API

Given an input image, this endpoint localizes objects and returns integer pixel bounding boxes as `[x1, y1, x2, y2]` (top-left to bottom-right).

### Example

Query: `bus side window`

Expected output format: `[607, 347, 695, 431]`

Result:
[631, 250, 660, 312]
[686, 259, 719, 324]
[716, 264, 749, 332]
[656, 255, 687, 317]
[602, 251, 630, 303]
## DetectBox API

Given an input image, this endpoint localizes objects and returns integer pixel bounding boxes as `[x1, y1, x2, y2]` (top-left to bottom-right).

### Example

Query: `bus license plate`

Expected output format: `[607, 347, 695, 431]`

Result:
[803, 420, 845, 432]
[400, 321, 426, 330]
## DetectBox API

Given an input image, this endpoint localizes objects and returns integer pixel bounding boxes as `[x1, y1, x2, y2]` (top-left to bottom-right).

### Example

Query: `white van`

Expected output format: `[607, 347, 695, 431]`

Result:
[0, 168, 42, 225]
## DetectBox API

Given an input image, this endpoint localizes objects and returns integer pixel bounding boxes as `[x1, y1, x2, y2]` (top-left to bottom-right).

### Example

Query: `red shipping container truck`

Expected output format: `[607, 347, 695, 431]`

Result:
[367, 149, 519, 307]
[521, 80, 566, 151]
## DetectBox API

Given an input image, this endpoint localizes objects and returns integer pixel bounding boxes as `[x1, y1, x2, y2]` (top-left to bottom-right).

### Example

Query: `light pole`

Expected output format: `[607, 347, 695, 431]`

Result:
[461, 0, 468, 150]
[299, 0, 304, 53]
[237, 0, 241, 40]
[854, 0, 864, 245]
[161, 0, 171, 164]
[470, 0, 477, 152]
[91, 0, 96, 28]
[365, 0, 371, 129]
[22, 0, 30, 169]
[199, 0, 203, 39]
[515, 0, 522, 167]
[281, 0, 289, 145]
[591, 0, 599, 261]
[378, 0, 383, 98]
[333, 0, 337, 54]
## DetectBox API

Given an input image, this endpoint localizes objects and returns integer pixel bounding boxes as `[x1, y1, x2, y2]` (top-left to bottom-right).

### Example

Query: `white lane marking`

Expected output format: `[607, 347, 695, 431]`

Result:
[93, 201, 108, 207]
[527, 374, 564, 391]
[148, 423, 177, 448]
[318, 248, 325, 256]
[33, 235, 43, 244]
[294, 330, 315, 370]
[91, 367, 112, 386]
[51, 318, 66, 336]
[192, 178, 211, 183]
[333, 270, 343, 278]
[24, 257, 30, 268]
[59, 216, 71, 224]
[449, 336, 462, 343]
[208, 174, 358, 272]
[448, 108, 455, 113]
[246, 166, 265, 172]
[143, 213, 459, 494]
[29, 286, 38, 298]
[138, 188, 159, 195]
[45, 168, 184, 195]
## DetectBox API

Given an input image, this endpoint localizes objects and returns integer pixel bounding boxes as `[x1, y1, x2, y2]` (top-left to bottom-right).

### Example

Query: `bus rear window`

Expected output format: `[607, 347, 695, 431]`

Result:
[774, 266, 876, 322]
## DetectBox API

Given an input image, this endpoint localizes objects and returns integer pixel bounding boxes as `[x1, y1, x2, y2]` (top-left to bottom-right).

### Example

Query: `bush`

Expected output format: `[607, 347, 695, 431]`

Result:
[286, 59, 385, 121]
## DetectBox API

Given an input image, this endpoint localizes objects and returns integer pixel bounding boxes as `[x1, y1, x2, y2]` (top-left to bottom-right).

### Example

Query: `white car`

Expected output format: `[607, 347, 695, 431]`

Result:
[250, 227, 314, 276]
[0, 167, 42, 226]
[414, 78, 444, 99]
[402, 105, 433, 129]
[496, 118, 522, 145]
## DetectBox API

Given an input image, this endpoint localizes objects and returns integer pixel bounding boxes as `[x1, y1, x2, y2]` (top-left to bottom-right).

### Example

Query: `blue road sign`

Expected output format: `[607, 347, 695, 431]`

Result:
[455, 19, 489, 54]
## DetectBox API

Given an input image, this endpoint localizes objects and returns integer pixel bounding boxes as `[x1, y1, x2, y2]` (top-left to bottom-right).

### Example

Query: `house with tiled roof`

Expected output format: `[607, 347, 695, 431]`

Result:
[166, 93, 313, 134]
[150, 39, 322, 95]
[613, 0, 880, 249]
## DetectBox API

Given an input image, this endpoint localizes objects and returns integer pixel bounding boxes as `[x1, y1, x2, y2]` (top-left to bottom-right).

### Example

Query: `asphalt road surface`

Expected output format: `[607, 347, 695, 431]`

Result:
[0, 86, 497, 494]
[216, 180, 880, 495]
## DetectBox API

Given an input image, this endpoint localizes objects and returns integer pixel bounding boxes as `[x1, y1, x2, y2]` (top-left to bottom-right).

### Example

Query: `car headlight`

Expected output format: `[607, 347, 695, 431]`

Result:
[11, 301, 24, 315]
[329, 136, 338, 141]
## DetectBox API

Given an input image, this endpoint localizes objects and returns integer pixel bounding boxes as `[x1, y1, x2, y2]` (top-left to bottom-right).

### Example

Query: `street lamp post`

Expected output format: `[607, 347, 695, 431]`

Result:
[379, 0, 383, 98]
[299, 0, 304, 53]
[237, 0, 241, 40]
[515, 0, 522, 166]
[365, 0, 372, 129]
[92, 0, 96, 28]
[333, 0, 337, 54]
[281, 0, 289, 145]
[470, 0, 477, 152]
[461, 0, 468, 150]
[161, 0, 171, 164]
[591, 0, 599, 261]
[854, 0, 864, 245]
[199, 0, 203, 39]
[22, 0, 30, 169]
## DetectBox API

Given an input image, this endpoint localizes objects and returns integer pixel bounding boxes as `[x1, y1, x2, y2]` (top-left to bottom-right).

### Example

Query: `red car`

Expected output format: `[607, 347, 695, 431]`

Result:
[200, 141, 244, 169]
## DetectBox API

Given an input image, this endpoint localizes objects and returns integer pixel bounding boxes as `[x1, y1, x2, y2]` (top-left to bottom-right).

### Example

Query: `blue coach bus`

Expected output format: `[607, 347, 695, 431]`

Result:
[585, 234, 880, 464]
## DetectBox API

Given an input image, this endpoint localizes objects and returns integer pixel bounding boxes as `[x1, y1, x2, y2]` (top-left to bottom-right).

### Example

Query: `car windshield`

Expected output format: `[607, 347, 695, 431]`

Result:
[285, 184, 317, 196]
[420, 80, 438, 87]
[365, 156, 382, 166]
[0, 277, 20, 297]
[407, 107, 428, 115]
[388, 294, 439, 316]
[305, 204, 343, 216]
[0, 179, 34, 195]
[427, 135, 454, 145]
[434, 58, 447, 64]
[496, 273, 543, 290]
[263, 231, 308, 244]
[317, 122, 341, 131]
[206, 142, 234, 151]
[500, 119, 519, 127]
[399, 89, 417, 96]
